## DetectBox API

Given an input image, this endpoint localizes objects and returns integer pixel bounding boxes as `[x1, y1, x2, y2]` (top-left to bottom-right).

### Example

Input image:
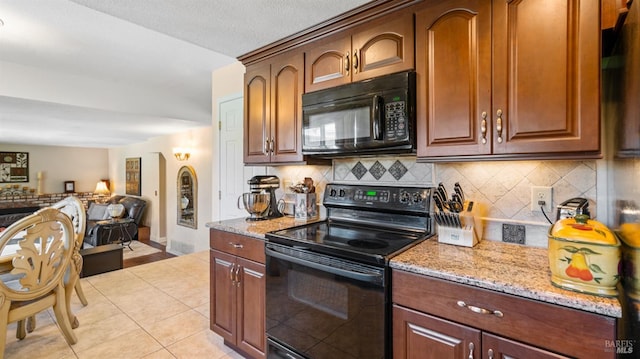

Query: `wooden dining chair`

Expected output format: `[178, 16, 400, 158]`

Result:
[0, 207, 78, 353]
[18, 196, 88, 336]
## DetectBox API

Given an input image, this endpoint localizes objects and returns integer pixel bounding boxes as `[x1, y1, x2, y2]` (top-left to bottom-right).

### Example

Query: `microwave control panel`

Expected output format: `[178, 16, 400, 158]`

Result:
[385, 101, 407, 139]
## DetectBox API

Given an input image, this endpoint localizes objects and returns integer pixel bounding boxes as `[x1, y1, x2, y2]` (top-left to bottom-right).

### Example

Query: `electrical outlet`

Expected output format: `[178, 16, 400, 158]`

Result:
[531, 186, 553, 212]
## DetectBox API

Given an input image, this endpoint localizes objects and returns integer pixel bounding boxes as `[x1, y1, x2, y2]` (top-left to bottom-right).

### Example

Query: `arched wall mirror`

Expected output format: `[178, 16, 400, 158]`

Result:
[177, 165, 197, 229]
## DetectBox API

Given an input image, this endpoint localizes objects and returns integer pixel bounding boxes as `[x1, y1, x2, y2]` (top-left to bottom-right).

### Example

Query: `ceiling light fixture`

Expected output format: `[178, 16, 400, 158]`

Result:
[173, 147, 191, 161]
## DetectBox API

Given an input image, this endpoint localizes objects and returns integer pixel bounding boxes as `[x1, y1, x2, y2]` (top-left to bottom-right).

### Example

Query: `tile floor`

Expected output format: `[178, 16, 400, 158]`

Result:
[4, 251, 244, 359]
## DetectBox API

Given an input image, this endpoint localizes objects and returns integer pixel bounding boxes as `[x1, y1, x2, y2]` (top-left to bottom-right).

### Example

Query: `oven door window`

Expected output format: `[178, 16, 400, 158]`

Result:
[266, 251, 385, 359]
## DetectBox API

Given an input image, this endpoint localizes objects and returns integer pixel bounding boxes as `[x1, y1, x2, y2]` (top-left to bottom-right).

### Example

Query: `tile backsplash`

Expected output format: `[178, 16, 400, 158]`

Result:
[265, 157, 597, 248]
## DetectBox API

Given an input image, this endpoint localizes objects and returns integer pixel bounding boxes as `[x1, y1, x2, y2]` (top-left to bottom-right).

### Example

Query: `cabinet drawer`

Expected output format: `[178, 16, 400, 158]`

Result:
[210, 229, 265, 264]
[392, 270, 616, 358]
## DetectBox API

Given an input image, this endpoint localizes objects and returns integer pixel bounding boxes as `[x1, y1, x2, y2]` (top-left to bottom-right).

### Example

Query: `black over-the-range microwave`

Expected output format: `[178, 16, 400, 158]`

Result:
[301, 71, 416, 157]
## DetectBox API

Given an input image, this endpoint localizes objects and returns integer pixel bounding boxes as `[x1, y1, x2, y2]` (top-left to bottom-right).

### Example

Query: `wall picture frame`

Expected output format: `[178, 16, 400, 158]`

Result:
[125, 157, 141, 196]
[64, 181, 75, 193]
[0, 152, 29, 183]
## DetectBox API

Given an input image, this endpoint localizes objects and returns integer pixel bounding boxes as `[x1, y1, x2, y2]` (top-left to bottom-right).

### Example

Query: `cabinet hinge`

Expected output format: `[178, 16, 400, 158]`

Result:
[218, 190, 221, 200]
[218, 121, 222, 130]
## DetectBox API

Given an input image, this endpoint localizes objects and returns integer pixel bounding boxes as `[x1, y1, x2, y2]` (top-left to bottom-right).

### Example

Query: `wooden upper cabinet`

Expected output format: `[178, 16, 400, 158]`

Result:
[305, 10, 414, 93]
[270, 52, 304, 163]
[244, 51, 304, 164]
[244, 62, 271, 163]
[491, 0, 600, 155]
[416, 0, 492, 157]
[416, 0, 601, 159]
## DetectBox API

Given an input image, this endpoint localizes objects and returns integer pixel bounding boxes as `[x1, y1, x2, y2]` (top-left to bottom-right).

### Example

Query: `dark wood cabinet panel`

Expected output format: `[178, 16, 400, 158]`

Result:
[392, 270, 616, 359]
[416, 0, 600, 160]
[237, 257, 266, 359]
[351, 11, 414, 83]
[491, 0, 600, 155]
[210, 230, 266, 359]
[270, 52, 304, 162]
[415, 0, 491, 157]
[244, 62, 270, 163]
[210, 249, 236, 342]
[393, 305, 480, 359]
[305, 35, 351, 92]
[482, 333, 570, 359]
[244, 51, 304, 164]
[305, 10, 414, 93]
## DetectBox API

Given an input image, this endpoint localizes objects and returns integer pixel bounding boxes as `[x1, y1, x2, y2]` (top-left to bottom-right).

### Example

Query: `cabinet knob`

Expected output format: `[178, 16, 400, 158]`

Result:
[229, 263, 236, 284]
[495, 109, 503, 144]
[345, 51, 351, 75]
[488, 349, 494, 359]
[270, 137, 275, 153]
[468, 342, 475, 359]
[264, 139, 270, 154]
[481, 111, 488, 145]
[353, 49, 359, 73]
[229, 242, 244, 249]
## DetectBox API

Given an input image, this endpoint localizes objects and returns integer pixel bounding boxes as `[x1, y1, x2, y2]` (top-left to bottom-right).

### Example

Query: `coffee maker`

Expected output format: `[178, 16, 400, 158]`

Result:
[248, 175, 283, 219]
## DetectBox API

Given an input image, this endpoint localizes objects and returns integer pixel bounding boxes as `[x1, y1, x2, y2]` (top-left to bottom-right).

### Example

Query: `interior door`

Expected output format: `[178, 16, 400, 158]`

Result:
[219, 96, 252, 220]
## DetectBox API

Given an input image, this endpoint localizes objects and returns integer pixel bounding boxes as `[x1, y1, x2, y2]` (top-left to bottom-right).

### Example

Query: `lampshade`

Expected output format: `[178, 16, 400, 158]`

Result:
[94, 181, 110, 196]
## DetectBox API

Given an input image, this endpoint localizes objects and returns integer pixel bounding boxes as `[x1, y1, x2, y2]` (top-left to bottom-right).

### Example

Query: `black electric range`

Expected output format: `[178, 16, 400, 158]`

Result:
[265, 183, 435, 359]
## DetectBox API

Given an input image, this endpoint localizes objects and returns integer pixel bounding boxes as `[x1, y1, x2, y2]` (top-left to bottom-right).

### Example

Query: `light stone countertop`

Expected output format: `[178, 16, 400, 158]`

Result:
[206, 216, 324, 240]
[390, 237, 622, 318]
[206, 217, 622, 318]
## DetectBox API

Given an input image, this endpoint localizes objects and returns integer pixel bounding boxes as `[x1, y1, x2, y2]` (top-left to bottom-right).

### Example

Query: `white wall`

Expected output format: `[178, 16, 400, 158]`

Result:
[108, 126, 213, 254]
[0, 143, 108, 193]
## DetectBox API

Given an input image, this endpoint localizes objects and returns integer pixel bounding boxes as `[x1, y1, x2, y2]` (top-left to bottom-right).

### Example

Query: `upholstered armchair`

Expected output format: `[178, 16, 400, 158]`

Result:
[84, 195, 147, 247]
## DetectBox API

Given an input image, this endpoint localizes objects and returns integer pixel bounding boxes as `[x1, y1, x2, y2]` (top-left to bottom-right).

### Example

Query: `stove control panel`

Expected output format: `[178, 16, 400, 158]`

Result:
[324, 184, 433, 213]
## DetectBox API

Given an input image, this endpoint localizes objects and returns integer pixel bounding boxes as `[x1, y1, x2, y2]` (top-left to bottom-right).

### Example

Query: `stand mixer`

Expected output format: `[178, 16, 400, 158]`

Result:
[238, 175, 284, 221]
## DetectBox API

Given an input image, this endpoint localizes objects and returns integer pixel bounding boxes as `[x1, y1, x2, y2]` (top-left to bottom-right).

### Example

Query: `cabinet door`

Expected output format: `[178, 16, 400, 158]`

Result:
[491, 0, 600, 155]
[305, 34, 351, 93]
[270, 51, 304, 163]
[351, 10, 415, 83]
[237, 257, 266, 359]
[415, 0, 492, 157]
[244, 61, 271, 163]
[393, 304, 480, 359]
[482, 333, 570, 359]
[211, 249, 237, 343]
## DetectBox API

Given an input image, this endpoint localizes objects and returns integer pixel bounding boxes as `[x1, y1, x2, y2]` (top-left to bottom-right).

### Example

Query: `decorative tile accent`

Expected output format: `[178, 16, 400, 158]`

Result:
[351, 162, 368, 180]
[388, 160, 408, 180]
[369, 161, 386, 180]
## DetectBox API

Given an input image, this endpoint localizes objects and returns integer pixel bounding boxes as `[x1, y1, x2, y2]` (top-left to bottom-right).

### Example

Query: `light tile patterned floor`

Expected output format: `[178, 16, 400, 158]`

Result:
[3, 251, 244, 359]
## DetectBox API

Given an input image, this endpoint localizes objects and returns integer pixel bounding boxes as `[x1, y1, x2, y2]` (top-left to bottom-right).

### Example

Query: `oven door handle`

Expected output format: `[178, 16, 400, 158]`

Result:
[265, 247, 383, 285]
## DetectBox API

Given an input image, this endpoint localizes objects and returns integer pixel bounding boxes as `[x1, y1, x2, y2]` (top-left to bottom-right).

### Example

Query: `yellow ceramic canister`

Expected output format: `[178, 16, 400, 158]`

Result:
[548, 214, 621, 297]
[619, 222, 640, 300]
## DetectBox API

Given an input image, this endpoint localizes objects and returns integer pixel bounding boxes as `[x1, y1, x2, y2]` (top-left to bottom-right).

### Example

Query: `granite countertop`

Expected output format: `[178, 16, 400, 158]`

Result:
[390, 238, 622, 318]
[206, 216, 324, 240]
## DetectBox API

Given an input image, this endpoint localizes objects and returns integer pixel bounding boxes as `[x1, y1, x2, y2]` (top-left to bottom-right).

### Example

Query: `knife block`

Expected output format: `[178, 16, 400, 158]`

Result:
[437, 201, 483, 247]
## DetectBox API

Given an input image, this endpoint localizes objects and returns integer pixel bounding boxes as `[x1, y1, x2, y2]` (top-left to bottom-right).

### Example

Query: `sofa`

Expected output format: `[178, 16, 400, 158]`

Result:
[84, 195, 147, 247]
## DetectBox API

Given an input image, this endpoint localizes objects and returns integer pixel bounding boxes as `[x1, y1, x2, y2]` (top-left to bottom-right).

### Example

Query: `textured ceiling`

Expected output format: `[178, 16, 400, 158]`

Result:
[0, 0, 372, 148]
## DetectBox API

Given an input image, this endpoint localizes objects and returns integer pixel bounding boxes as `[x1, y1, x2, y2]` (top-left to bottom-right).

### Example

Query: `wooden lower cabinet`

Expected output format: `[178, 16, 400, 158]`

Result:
[393, 305, 569, 359]
[210, 230, 266, 359]
[392, 270, 617, 359]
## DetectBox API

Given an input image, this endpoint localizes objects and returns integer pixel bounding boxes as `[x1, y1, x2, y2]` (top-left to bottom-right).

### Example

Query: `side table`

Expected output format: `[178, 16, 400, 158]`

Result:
[95, 218, 135, 250]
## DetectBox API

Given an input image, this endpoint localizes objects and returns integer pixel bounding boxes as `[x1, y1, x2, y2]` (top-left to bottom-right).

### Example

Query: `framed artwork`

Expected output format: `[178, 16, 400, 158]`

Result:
[0, 152, 29, 183]
[64, 181, 75, 193]
[125, 157, 141, 196]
